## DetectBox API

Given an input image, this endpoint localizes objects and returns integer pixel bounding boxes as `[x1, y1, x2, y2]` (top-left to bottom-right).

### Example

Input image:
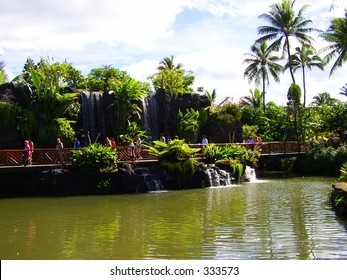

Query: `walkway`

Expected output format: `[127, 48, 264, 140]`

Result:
[0, 141, 309, 167]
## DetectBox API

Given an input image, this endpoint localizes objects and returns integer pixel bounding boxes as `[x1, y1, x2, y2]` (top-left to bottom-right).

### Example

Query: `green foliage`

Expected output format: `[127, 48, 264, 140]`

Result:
[149, 56, 195, 98]
[106, 76, 148, 136]
[177, 108, 200, 143]
[338, 162, 347, 182]
[119, 121, 148, 145]
[148, 139, 199, 187]
[72, 143, 117, 172]
[242, 124, 259, 140]
[148, 139, 200, 162]
[53, 118, 76, 146]
[86, 67, 128, 91]
[295, 146, 347, 176]
[216, 159, 244, 180]
[161, 159, 198, 187]
[204, 144, 260, 164]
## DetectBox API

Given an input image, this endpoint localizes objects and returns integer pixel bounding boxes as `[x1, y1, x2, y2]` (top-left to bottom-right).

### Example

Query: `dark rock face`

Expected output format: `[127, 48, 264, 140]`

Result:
[0, 162, 238, 197]
[141, 89, 211, 141]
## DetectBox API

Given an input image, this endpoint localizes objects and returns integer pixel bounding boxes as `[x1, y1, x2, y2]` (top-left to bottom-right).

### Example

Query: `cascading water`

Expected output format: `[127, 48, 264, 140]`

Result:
[243, 165, 257, 182]
[142, 173, 166, 192]
[81, 92, 105, 145]
[205, 164, 233, 187]
[141, 95, 159, 142]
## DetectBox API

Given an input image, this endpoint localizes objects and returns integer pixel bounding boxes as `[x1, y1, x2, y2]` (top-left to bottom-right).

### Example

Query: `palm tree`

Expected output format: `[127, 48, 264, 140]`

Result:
[241, 88, 262, 109]
[243, 41, 283, 112]
[257, 0, 319, 84]
[286, 43, 324, 107]
[310, 92, 338, 106]
[320, 10, 347, 76]
[339, 84, 347, 97]
[157, 55, 183, 71]
[0, 60, 8, 84]
[205, 89, 217, 106]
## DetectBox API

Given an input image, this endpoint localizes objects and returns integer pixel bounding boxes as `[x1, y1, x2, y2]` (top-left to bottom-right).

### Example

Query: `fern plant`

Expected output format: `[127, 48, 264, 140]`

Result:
[72, 143, 117, 172]
[148, 139, 200, 187]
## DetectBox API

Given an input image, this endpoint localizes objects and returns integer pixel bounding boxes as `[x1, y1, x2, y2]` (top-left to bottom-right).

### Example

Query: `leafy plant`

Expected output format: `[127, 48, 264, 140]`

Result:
[339, 162, 347, 182]
[217, 159, 244, 180]
[148, 139, 200, 187]
[204, 143, 260, 164]
[72, 143, 117, 172]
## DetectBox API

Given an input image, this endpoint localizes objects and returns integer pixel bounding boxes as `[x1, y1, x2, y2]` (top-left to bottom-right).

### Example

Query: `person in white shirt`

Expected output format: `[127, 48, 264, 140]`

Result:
[201, 135, 208, 153]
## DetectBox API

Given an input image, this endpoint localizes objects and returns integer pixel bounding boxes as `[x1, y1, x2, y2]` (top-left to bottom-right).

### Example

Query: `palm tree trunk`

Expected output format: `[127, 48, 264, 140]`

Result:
[286, 36, 296, 84]
[302, 67, 306, 108]
[262, 76, 266, 112]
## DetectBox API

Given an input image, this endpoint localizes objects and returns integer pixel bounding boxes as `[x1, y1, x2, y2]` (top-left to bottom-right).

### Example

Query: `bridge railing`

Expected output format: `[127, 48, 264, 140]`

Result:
[0, 141, 310, 166]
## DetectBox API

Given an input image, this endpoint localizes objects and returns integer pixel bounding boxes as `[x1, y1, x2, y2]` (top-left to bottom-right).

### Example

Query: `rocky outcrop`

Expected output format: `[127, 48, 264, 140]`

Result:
[331, 182, 347, 217]
[0, 162, 238, 197]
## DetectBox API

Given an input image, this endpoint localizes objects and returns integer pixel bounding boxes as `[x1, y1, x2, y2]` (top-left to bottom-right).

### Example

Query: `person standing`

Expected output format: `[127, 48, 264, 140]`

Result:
[128, 139, 135, 162]
[111, 137, 117, 151]
[55, 138, 64, 164]
[23, 140, 30, 166]
[105, 137, 112, 147]
[201, 135, 208, 153]
[73, 137, 81, 148]
[28, 138, 34, 165]
[135, 134, 142, 159]
[160, 133, 166, 143]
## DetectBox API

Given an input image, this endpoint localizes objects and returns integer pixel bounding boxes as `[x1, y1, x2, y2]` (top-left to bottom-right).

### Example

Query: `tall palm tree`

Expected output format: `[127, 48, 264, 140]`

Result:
[257, 0, 319, 84]
[157, 55, 183, 71]
[243, 41, 283, 112]
[286, 43, 324, 107]
[320, 10, 347, 76]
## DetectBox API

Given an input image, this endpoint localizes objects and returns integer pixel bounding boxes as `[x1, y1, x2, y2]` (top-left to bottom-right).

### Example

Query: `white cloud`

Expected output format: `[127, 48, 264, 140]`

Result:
[1, 0, 346, 105]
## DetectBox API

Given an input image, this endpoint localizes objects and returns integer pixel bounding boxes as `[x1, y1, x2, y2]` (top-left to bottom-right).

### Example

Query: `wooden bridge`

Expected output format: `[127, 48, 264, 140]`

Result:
[0, 141, 309, 167]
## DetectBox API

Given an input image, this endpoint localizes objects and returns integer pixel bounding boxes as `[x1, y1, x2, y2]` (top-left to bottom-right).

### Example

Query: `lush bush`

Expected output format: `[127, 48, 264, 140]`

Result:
[294, 146, 347, 176]
[204, 144, 260, 164]
[72, 143, 117, 172]
[148, 139, 200, 187]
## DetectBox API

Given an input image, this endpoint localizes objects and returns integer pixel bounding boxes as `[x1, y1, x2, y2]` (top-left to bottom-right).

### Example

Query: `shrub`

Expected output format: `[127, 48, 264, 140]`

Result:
[72, 143, 117, 172]
[148, 139, 200, 187]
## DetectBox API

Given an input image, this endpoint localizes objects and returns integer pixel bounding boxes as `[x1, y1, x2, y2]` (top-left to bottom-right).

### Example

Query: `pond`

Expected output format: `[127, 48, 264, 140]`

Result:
[1, 174, 347, 260]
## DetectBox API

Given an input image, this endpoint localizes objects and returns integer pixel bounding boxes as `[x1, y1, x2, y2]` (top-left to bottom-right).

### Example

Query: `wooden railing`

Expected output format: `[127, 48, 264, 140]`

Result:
[0, 141, 310, 166]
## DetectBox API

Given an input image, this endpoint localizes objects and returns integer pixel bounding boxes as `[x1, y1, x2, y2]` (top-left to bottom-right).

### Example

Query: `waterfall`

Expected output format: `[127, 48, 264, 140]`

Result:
[81, 92, 105, 145]
[142, 173, 166, 192]
[141, 95, 159, 142]
[149, 95, 159, 141]
[205, 165, 233, 187]
[243, 166, 257, 182]
[141, 97, 151, 139]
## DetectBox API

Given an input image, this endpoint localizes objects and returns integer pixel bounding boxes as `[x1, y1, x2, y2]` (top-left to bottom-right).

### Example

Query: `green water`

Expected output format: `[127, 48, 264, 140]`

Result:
[1, 175, 347, 260]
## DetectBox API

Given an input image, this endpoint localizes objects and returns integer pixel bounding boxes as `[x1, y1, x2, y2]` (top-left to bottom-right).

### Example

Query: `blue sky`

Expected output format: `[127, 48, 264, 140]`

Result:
[0, 0, 346, 105]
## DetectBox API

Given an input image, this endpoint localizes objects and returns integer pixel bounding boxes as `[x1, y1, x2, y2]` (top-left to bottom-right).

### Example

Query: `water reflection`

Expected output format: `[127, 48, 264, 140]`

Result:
[1, 176, 347, 259]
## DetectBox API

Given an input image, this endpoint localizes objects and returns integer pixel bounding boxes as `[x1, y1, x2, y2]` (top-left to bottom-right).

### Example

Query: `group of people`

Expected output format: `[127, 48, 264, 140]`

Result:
[22, 133, 211, 165]
[128, 134, 142, 161]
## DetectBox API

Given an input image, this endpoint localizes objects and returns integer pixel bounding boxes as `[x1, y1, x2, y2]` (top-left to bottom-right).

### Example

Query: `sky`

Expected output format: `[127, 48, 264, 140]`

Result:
[0, 0, 346, 105]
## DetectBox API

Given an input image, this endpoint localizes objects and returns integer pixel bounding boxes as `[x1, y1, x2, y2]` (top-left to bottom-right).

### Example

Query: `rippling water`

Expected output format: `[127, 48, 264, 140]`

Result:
[1, 175, 347, 260]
